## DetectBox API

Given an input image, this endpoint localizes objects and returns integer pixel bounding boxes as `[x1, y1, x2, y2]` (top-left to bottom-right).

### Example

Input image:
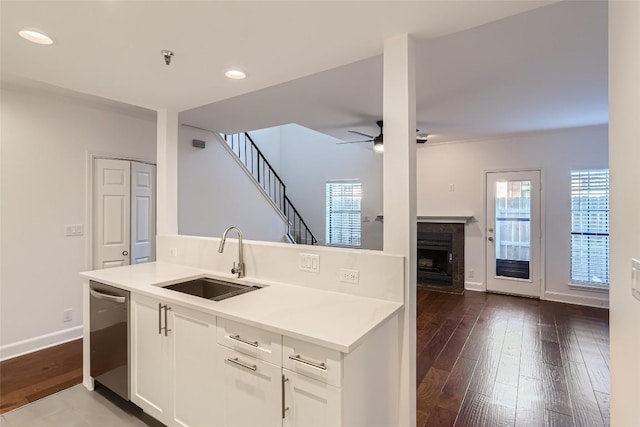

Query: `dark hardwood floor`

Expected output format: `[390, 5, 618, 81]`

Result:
[0, 339, 82, 414]
[0, 292, 610, 426]
[417, 288, 610, 427]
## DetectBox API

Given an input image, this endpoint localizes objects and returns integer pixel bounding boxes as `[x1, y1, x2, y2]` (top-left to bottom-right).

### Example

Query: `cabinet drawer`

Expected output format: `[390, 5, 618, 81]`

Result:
[282, 337, 342, 387]
[217, 317, 282, 365]
[219, 346, 282, 427]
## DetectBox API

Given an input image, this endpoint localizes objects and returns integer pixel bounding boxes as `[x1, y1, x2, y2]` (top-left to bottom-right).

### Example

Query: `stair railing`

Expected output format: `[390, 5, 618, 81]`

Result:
[223, 133, 317, 245]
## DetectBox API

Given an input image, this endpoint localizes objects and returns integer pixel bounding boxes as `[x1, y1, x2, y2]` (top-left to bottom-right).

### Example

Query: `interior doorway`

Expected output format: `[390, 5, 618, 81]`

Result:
[92, 157, 156, 269]
[485, 170, 542, 298]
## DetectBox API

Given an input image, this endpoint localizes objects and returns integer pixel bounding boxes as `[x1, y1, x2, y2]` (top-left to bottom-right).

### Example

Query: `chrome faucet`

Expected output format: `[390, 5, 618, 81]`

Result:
[218, 226, 245, 278]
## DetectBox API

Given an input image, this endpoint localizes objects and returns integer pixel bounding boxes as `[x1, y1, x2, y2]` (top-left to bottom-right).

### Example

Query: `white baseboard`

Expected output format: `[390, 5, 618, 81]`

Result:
[465, 281, 485, 292]
[543, 291, 609, 309]
[0, 325, 83, 361]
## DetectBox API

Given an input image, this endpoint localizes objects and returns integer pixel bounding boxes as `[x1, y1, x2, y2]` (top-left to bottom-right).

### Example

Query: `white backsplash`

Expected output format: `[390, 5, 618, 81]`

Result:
[157, 234, 404, 303]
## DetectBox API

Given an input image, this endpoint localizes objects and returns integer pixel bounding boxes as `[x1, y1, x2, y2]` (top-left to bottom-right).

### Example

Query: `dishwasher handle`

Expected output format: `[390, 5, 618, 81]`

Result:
[90, 288, 126, 304]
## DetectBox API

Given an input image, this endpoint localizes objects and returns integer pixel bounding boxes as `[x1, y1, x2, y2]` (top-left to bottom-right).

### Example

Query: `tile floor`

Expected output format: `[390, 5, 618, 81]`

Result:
[0, 385, 155, 427]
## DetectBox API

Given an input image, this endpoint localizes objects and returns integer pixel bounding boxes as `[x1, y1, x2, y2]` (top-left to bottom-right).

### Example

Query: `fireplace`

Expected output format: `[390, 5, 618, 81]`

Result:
[417, 222, 465, 293]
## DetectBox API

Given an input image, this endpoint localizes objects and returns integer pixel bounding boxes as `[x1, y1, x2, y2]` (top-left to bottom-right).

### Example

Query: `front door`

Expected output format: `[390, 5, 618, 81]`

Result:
[486, 170, 541, 298]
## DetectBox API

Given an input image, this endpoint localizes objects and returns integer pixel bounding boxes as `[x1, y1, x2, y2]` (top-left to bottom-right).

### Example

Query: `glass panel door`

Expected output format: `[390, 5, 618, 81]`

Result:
[486, 171, 541, 298]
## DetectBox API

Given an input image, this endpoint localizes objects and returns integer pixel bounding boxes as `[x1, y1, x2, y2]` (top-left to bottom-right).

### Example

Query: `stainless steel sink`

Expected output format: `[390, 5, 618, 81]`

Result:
[162, 278, 261, 301]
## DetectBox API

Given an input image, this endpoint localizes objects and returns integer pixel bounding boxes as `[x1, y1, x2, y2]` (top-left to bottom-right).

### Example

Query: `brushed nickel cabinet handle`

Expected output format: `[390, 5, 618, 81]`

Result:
[282, 375, 289, 419]
[158, 303, 162, 335]
[288, 354, 327, 371]
[163, 305, 171, 336]
[229, 334, 259, 347]
[227, 357, 257, 371]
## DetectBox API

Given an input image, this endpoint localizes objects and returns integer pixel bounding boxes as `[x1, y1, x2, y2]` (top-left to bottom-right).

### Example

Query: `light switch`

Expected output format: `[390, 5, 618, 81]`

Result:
[299, 253, 320, 273]
[64, 224, 84, 236]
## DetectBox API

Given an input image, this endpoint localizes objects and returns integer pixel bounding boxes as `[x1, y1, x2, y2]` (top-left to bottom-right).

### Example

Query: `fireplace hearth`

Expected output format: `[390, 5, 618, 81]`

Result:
[417, 222, 464, 293]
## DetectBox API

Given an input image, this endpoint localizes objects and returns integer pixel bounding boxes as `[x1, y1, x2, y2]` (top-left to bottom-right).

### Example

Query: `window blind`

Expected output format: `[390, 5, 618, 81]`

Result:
[570, 169, 609, 287]
[326, 181, 361, 247]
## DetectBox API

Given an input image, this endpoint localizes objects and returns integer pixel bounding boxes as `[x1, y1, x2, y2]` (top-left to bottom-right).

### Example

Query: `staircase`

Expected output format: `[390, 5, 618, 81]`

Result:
[221, 132, 317, 245]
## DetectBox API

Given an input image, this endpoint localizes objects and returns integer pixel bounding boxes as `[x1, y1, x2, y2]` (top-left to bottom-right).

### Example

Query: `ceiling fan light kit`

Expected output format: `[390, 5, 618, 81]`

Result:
[373, 140, 384, 153]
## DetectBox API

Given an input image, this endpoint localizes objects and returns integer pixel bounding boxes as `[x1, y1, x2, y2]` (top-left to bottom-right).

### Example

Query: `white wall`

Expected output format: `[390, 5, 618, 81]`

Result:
[609, 2, 640, 424]
[417, 125, 609, 307]
[0, 84, 156, 358]
[177, 125, 287, 242]
[249, 124, 384, 250]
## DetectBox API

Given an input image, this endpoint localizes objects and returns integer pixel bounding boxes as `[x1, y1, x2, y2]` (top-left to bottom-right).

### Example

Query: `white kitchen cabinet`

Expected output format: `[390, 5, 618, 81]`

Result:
[131, 293, 217, 427]
[282, 369, 341, 427]
[219, 346, 282, 427]
[171, 304, 218, 427]
[131, 293, 171, 422]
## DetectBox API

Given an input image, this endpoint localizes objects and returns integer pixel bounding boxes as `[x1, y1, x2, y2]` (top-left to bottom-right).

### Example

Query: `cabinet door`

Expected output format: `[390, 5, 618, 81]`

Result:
[283, 370, 342, 427]
[171, 306, 217, 427]
[130, 293, 170, 422]
[220, 346, 282, 427]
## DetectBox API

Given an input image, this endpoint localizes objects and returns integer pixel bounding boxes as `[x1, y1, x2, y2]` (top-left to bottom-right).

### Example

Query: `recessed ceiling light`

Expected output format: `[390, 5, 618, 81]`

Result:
[18, 29, 53, 45]
[225, 69, 246, 80]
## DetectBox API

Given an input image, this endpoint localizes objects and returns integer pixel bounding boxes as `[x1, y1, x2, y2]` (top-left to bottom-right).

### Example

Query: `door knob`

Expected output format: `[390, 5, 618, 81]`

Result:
[488, 228, 494, 232]
[122, 250, 129, 256]
[487, 237, 494, 242]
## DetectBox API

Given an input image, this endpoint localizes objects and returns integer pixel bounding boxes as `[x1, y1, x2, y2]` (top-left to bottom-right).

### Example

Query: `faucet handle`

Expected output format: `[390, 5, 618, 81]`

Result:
[231, 261, 237, 274]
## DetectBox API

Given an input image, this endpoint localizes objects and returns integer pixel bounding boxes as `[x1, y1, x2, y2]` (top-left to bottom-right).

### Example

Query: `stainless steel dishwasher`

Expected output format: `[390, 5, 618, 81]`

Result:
[90, 281, 130, 400]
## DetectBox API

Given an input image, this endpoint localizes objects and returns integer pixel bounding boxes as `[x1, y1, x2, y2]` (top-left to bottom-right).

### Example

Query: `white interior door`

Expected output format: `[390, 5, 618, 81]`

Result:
[131, 162, 156, 264]
[486, 170, 541, 298]
[94, 158, 131, 269]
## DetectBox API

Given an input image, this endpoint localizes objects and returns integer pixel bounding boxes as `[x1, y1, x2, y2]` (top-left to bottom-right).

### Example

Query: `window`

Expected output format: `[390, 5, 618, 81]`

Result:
[571, 169, 609, 288]
[326, 181, 361, 247]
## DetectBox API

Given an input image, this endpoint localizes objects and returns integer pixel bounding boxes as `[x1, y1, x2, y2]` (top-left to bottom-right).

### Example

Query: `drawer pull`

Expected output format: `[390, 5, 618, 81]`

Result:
[289, 354, 327, 371]
[229, 334, 259, 347]
[227, 357, 257, 371]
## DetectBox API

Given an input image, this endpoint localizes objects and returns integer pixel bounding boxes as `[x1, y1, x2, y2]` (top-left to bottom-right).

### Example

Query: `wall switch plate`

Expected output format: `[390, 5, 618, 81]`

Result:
[169, 248, 178, 257]
[64, 224, 84, 236]
[63, 308, 73, 323]
[299, 253, 320, 273]
[449, 184, 455, 192]
[340, 268, 359, 284]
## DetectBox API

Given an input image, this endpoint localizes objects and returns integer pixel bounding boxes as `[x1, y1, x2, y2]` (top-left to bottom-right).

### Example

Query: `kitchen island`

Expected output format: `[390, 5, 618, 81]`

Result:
[81, 261, 403, 427]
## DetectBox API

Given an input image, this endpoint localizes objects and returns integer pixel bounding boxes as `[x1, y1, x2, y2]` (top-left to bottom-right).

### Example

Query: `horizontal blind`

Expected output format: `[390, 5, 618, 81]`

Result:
[570, 169, 609, 287]
[326, 181, 361, 247]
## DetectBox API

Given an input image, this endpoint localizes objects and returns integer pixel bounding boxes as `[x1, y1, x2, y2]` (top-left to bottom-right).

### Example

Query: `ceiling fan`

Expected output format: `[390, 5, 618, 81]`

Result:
[338, 120, 428, 153]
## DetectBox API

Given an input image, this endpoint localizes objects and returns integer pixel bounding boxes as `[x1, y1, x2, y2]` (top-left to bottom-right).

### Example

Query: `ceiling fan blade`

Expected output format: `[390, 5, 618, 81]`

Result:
[348, 130, 374, 138]
[336, 139, 372, 145]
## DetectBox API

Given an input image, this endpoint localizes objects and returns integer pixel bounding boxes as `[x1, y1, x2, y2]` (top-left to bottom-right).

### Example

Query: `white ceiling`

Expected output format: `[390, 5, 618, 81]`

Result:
[1, 1, 606, 144]
[1, 0, 553, 113]
[180, 0, 608, 144]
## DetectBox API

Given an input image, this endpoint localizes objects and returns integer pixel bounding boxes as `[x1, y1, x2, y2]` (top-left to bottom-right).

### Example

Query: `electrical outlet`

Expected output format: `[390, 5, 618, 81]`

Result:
[468, 268, 475, 279]
[63, 308, 73, 323]
[449, 184, 455, 192]
[169, 248, 178, 257]
[340, 268, 359, 284]
[299, 253, 320, 273]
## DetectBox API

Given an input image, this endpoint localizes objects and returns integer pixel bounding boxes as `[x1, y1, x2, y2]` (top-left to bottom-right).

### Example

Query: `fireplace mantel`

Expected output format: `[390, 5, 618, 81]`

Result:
[376, 215, 474, 224]
[417, 215, 474, 224]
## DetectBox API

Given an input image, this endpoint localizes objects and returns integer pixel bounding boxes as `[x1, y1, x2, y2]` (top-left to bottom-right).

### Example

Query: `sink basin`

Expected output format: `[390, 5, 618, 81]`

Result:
[162, 278, 261, 301]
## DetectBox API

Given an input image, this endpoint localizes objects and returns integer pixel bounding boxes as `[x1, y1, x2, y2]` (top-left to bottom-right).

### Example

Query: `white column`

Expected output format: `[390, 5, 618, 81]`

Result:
[383, 34, 416, 427]
[156, 109, 179, 235]
[609, 2, 640, 425]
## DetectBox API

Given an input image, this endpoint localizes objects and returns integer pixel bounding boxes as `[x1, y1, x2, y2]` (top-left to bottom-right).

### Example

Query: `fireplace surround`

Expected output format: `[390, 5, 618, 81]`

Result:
[417, 222, 465, 293]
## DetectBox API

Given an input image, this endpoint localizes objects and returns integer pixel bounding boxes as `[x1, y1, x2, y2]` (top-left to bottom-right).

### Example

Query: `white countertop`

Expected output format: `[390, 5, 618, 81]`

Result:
[80, 262, 403, 353]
